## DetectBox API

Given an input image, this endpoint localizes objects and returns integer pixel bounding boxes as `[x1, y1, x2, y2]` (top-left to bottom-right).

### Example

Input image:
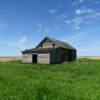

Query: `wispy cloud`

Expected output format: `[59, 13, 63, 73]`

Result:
[48, 0, 100, 31]
[70, 18, 83, 30]
[72, 0, 100, 6]
[79, 0, 84, 3]
[65, 17, 83, 30]
[96, 12, 100, 16]
[72, 0, 84, 6]
[49, 9, 57, 14]
[64, 7, 100, 30]
[75, 8, 94, 16]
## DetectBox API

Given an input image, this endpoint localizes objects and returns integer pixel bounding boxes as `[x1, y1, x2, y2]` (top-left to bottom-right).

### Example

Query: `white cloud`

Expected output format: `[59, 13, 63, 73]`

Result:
[72, 0, 100, 6]
[73, 26, 80, 30]
[79, 0, 84, 3]
[65, 20, 71, 24]
[75, 8, 93, 15]
[96, 12, 100, 16]
[72, 0, 84, 6]
[76, 9, 82, 15]
[64, 8, 99, 30]
[71, 7, 100, 28]
[65, 17, 83, 30]
[49, 9, 57, 13]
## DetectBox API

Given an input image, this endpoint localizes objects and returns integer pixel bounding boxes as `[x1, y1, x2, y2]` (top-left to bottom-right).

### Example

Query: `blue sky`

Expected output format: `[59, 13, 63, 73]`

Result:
[0, 0, 100, 56]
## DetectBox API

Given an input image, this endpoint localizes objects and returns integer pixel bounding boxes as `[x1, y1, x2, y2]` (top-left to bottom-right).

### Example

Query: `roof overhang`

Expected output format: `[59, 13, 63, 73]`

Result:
[22, 47, 60, 54]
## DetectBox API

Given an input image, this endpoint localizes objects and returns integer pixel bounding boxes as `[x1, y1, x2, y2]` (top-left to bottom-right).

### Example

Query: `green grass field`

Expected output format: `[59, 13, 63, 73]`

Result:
[0, 59, 100, 100]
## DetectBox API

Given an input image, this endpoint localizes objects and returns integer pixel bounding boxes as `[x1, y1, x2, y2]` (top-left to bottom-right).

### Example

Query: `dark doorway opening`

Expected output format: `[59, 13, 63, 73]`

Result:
[32, 54, 37, 63]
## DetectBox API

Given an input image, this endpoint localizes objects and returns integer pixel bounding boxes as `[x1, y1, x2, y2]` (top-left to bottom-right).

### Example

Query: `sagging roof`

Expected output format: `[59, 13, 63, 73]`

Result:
[36, 36, 76, 50]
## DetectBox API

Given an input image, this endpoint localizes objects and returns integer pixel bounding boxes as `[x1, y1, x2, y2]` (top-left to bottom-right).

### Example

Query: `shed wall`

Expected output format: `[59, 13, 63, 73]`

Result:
[70, 50, 77, 61]
[50, 49, 76, 63]
[38, 53, 50, 64]
[60, 49, 69, 62]
[22, 54, 32, 63]
[50, 49, 61, 63]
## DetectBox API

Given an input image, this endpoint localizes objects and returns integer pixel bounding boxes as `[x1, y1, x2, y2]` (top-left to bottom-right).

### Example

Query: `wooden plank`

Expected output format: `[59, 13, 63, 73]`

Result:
[38, 53, 50, 64]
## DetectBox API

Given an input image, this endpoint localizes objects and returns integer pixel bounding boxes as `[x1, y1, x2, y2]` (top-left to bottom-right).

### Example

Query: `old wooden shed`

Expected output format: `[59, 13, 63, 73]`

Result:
[22, 37, 77, 64]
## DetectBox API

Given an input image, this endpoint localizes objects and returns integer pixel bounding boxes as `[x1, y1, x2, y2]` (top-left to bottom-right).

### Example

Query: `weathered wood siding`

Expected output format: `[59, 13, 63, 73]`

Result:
[22, 54, 32, 63]
[70, 50, 77, 61]
[50, 49, 61, 63]
[60, 49, 69, 62]
[38, 53, 50, 64]
[50, 49, 76, 63]
[60, 49, 76, 62]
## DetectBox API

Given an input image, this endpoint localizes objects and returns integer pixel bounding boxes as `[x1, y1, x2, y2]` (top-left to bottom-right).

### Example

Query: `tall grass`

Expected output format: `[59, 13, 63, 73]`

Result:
[0, 60, 99, 99]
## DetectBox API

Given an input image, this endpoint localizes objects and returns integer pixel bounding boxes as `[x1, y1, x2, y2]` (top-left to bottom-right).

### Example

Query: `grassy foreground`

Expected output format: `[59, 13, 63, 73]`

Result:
[0, 60, 100, 100]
